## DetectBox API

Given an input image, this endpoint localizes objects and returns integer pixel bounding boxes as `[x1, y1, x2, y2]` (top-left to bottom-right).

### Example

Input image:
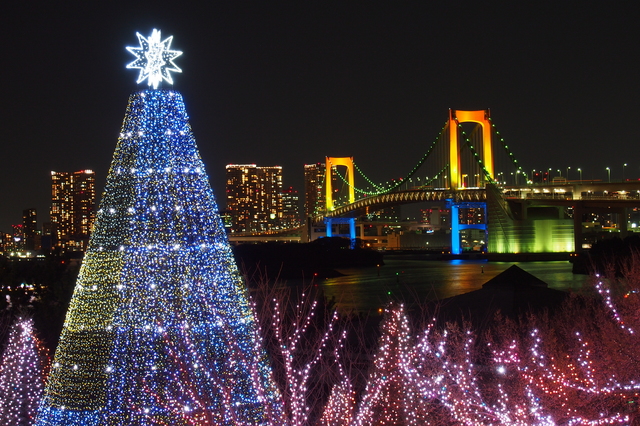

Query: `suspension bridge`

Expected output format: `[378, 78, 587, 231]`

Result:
[311, 109, 640, 254]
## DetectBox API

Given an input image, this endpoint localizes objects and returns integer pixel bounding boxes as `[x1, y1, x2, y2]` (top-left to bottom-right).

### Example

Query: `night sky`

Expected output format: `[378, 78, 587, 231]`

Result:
[1, 2, 638, 232]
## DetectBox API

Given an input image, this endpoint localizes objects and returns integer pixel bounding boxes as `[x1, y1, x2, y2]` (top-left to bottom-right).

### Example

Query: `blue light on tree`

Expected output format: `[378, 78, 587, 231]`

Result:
[36, 31, 281, 425]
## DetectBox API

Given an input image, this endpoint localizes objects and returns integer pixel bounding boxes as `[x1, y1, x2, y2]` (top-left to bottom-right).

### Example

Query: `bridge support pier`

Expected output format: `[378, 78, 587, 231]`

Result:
[619, 207, 629, 238]
[447, 200, 488, 255]
[324, 217, 357, 249]
[573, 204, 584, 252]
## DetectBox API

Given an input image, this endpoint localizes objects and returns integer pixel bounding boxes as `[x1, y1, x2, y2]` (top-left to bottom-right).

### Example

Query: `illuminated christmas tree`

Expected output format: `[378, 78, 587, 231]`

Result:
[36, 29, 280, 425]
[0, 317, 48, 426]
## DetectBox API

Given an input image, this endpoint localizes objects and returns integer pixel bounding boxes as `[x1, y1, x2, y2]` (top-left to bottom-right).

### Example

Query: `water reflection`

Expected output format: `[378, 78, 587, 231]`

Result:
[318, 258, 591, 313]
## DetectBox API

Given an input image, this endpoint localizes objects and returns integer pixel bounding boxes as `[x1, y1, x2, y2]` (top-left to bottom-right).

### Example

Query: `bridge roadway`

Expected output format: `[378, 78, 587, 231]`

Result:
[319, 181, 640, 221]
[319, 188, 486, 221]
[503, 181, 640, 203]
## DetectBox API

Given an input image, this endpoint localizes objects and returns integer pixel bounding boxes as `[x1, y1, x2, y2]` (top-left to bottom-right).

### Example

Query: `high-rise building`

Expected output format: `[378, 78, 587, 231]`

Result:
[22, 208, 38, 251]
[225, 164, 258, 233]
[0, 233, 11, 253]
[50, 170, 96, 252]
[256, 166, 283, 231]
[10, 225, 24, 251]
[40, 222, 54, 252]
[304, 163, 324, 219]
[281, 187, 301, 229]
[225, 164, 283, 233]
[303, 163, 338, 219]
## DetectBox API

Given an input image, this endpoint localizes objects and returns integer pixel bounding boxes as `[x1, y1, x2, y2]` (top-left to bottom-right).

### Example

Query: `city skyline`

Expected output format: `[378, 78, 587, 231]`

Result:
[2, 2, 639, 232]
[0, 162, 311, 236]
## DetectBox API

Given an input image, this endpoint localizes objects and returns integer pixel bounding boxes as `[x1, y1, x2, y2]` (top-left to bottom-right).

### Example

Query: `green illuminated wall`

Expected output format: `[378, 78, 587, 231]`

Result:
[486, 185, 575, 253]
[488, 219, 574, 253]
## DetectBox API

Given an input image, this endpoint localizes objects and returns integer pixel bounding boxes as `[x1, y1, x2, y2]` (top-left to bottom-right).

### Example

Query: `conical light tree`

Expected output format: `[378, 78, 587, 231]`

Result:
[0, 316, 48, 426]
[36, 29, 281, 425]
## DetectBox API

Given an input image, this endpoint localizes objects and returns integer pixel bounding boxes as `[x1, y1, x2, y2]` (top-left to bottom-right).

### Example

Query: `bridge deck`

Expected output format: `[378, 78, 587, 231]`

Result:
[320, 181, 640, 221]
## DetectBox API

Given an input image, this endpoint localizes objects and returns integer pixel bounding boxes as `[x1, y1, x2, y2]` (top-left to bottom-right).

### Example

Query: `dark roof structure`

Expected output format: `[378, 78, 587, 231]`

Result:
[482, 265, 549, 289]
[431, 265, 569, 330]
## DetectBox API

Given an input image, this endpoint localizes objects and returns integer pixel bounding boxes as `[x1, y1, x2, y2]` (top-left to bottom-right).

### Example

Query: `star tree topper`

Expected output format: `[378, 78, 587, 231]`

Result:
[127, 29, 183, 89]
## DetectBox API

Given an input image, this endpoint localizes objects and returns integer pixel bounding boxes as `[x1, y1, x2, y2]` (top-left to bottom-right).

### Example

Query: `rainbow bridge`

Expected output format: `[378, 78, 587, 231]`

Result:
[312, 109, 640, 254]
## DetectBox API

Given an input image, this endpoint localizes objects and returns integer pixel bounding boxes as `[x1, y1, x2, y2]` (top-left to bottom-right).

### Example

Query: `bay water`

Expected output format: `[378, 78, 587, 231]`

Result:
[313, 256, 591, 313]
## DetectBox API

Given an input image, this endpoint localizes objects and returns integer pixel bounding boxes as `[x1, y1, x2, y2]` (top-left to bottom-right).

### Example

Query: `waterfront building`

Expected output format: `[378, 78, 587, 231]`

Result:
[50, 170, 96, 252]
[460, 207, 485, 225]
[304, 163, 325, 218]
[304, 163, 338, 218]
[281, 187, 301, 229]
[256, 166, 283, 231]
[40, 222, 53, 252]
[226, 164, 259, 233]
[11, 224, 24, 251]
[22, 208, 38, 251]
[420, 206, 450, 227]
[225, 164, 284, 233]
[0, 233, 11, 253]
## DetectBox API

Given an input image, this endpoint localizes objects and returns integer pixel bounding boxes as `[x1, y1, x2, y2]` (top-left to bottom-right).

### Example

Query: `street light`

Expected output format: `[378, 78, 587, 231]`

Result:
[606, 167, 611, 183]
[577, 168, 582, 182]
[566, 166, 571, 180]
[623, 163, 628, 181]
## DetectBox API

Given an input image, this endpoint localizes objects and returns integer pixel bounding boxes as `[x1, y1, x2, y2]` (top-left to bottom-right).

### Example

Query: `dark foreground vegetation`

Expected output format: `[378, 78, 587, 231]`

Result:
[573, 233, 640, 275]
[0, 255, 78, 350]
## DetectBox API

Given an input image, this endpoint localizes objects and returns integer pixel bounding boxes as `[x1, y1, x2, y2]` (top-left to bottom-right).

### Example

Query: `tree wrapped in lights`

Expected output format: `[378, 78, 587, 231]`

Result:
[0, 316, 49, 426]
[340, 302, 637, 425]
[352, 305, 427, 425]
[495, 283, 640, 424]
[258, 288, 348, 426]
[35, 88, 281, 425]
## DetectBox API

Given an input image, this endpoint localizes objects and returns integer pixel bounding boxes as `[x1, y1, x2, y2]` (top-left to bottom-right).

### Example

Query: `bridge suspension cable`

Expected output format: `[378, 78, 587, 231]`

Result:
[333, 163, 450, 196]
[487, 118, 528, 183]
[338, 121, 450, 196]
[327, 112, 528, 203]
